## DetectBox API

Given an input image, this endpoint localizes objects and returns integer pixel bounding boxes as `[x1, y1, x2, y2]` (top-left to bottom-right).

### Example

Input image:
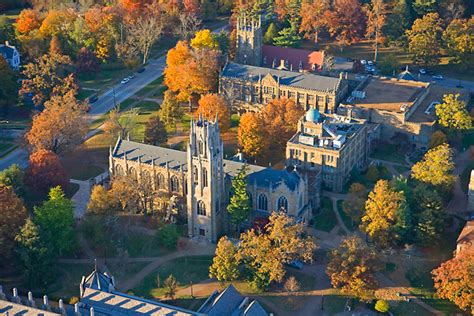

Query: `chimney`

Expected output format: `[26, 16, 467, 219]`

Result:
[90, 307, 95, 316]
[43, 295, 51, 311]
[12, 288, 20, 303]
[59, 299, 65, 315]
[28, 291, 35, 307]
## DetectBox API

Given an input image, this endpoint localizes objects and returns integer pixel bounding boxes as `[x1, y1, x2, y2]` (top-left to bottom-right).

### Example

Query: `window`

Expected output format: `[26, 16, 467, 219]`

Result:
[247, 192, 253, 208]
[115, 164, 124, 176]
[197, 200, 206, 216]
[199, 229, 205, 236]
[129, 167, 137, 180]
[278, 196, 288, 211]
[202, 167, 208, 187]
[258, 194, 268, 211]
[170, 176, 179, 192]
[193, 166, 198, 183]
[198, 140, 204, 156]
[142, 170, 151, 183]
[156, 173, 165, 189]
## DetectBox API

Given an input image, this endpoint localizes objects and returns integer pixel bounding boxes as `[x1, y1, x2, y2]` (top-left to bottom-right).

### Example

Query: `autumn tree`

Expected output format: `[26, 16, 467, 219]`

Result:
[34, 186, 75, 256]
[109, 176, 140, 213]
[411, 143, 455, 189]
[227, 165, 250, 231]
[163, 274, 178, 299]
[406, 13, 443, 65]
[38, 8, 77, 39]
[26, 92, 88, 153]
[299, 0, 327, 43]
[25, 149, 69, 193]
[0, 164, 25, 197]
[284, 276, 300, 293]
[177, 12, 201, 41]
[164, 41, 220, 110]
[342, 183, 367, 225]
[209, 236, 240, 282]
[428, 130, 448, 148]
[412, 0, 437, 16]
[195, 93, 231, 130]
[375, 300, 390, 313]
[237, 112, 268, 159]
[327, 235, 380, 301]
[238, 212, 316, 289]
[144, 115, 168, 145]
[443, 18, 474, 69]
[365, 0, 387, 62]
[432, 253, 474, 313]
[435, 94, 472, 131]
[191, 29, 219, 50]
[103, 107, 138, 139]
[324, 0, 367, 48]
[15, 218, 54, 287]
[0, 185, 27, 258]
[87, 185, 116, 215]
[16, 9, 43, 34]
[158, 90, 184, 128]
[360, 180, 408, 248]
[76, 47, 100, 74]
[20, 52, 77, 106]
[0, 56, 19, 110]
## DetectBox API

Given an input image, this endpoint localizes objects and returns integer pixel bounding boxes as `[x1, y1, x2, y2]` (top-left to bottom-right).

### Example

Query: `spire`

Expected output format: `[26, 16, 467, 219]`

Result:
[94, 258, 97, 273]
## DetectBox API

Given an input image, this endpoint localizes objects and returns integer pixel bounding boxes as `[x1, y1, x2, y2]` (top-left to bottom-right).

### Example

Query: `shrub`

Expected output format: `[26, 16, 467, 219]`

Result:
[156, 224, 179, 249]
[375, 299, 389, 313]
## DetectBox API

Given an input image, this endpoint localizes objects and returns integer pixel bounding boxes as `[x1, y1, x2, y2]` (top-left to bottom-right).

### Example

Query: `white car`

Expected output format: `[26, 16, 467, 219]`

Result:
[127, 74, 136, 80]
[419, 68, 426, 75]
[360, 59, 367, 65]
[432, 74, 444, 80]
[121, 78, 130, 84]
[367, 60, 374, 66]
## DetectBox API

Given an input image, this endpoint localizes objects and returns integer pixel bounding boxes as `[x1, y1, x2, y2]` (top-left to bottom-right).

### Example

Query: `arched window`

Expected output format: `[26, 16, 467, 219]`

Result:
[156, 173, 165, 189]
[115, 164, 124, 176]
[278, 196, 288, 211]
[247, 192, 253, 208]
[193, 166, 198, 183]
[197, 200, 206, 216]
[258, 194, 268, 211]
[129, 167, 137, 180]
[198, 141, 204, 155]
[142, 170, 151, 182]
[170, 175, 179, 192]
[202, 167, 208, 187]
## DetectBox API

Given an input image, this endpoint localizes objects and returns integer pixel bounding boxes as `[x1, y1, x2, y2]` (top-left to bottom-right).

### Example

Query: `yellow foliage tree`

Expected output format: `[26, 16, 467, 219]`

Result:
[209, 236, 240, 282]
[237, 112, 268, 159]
[412, 143, 455, 189]
[191, 29, 219, 50]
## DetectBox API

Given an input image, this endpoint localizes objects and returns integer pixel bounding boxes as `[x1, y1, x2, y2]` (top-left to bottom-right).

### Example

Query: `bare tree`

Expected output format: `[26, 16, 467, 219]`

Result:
[126, 1, 163, 64]
[177, 13, 201, 41]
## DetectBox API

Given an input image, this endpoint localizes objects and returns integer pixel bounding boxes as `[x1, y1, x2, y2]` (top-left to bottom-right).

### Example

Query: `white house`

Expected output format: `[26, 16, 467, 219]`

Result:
[0, 41, 20, 70]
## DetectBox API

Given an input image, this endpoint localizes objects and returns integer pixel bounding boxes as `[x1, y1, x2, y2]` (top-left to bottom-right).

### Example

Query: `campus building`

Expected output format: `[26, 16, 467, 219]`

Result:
[109, 117, 318, 242]
[286, 108, 368, 192]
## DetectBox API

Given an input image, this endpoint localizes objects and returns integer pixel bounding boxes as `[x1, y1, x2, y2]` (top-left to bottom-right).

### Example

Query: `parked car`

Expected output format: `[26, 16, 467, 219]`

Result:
[88, 95, 99, 104]
[137, 67, 146, 73]
[432, 74, 444, 80]
[127, 74, 136, 80]
[360, 59, 367, 65]
[367, 60, 374, 66]
[286, 260, 304, 270]
[419, 68, 426, 75]
[121, 77, 130, 84]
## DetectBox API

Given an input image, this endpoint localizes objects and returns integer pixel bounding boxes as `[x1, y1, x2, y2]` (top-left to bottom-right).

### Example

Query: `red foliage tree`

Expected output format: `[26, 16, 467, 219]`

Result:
[183, 0, 200, 15]
[16, 9, 43, 34]
[324, 0, 367, 47]
[0, 185, 27, 258]
[25, 149, 69, 193]
[76, 47, 100, 74]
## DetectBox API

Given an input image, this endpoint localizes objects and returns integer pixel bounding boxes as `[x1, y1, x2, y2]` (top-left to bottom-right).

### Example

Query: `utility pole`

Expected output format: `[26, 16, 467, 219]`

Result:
[113, 86, 117, 108]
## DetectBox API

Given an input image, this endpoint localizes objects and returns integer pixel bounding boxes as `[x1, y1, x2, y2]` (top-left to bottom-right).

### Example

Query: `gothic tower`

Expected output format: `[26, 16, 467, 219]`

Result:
[187, 116, 225, 242]
[235, 15, 263, 66]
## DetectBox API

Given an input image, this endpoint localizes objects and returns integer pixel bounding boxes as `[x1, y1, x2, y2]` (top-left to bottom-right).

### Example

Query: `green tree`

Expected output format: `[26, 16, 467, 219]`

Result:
[378, 54, 400, 76]
[163, 274, 178, 299]
[227, 164, 250, 231]
[15, 218, 53, 287]
[0, 16, 15, 43]
[0, 164, 25, 197]
[156, 223, 180, 249]
[34, 186, 75, 256]
[406, 13, 443, 65]
[412, 0, 437, 16]
[272, 21, 302, 48]
[158, 90, 183, 129]
[0, 55, 19, 110]
[209, 236, 240, 282]
[144, 115, 168, 146]
[411, 143, 455, 189]
[386, 0, 412, 42]
[360, 180, 407, 248]
[327, 235, 380, 301]
[443, 18, 474, 70]
[413, 184, 445, 244]
[435, 94, 472, 131]
[263, 22, 279, 45]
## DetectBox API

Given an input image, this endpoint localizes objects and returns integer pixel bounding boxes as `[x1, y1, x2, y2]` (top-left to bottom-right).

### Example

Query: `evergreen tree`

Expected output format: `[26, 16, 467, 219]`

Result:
[15, 218, 54, 287]
[272, 21, 302, 48]
[412, 0, 437, 16]
[209, 236, 240, 282]
[34, 186, 75, 256]
[227, 165, 250, 231]
[0, 56, 19, 110]
[144, 116, 168, 146]
[386, 0, 412, 42]
[263, 22, 279, 45]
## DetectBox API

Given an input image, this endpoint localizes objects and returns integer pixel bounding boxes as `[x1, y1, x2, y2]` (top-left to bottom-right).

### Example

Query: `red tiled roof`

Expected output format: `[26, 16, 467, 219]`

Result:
[262, 45, 325, 72]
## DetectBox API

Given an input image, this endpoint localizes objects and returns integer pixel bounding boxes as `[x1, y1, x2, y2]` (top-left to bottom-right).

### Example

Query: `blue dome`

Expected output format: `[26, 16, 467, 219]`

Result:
[305, 108, 320, 122]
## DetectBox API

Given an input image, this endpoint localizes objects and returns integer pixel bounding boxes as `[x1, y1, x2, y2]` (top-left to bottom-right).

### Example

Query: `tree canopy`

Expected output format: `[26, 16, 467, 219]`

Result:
[411, 143, 455, 188]
[435, 94, 472, 130]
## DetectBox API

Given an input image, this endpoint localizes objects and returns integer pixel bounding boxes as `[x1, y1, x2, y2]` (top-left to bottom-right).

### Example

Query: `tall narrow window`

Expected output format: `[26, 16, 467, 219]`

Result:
[197, 200, 206, 216]
[193, 166, 198, 183]
[202, 167, 208, 187]
[156, 173, 165, 189]
[278, 196, 288, 212]
[170, 176, 179, 192]
[258, 194, 268, 211]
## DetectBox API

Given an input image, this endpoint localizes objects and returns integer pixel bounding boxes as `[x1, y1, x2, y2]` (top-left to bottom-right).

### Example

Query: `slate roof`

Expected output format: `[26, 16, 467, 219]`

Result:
[82, 269, 114, 292]
[0, 299, 62, 316]
[113, 139, 301, 191]
[262, 44, 325, 71]
[221, 62, 342, 93]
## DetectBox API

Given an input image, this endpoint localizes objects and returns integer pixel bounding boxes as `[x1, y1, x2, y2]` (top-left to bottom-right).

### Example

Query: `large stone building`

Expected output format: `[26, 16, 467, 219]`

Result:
[109, 117, 318, 242]
[468, 170, 474, 211]
[286, 108, 368, 192]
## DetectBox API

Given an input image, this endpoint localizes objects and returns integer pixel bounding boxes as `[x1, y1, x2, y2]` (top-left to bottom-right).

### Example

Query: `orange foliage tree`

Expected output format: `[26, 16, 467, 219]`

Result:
[195, 93, 231, 130]
[237, 112, 268, 159]
[39, 9, 77, 38]
[299, 0, 328, 43]
[323, 0, 367, 47]
[0, 185, 27, 258]
[25, 149, 69, 193]
[164, 40, 220, 110]
[26, 92, 88, 154]
[16, 9, 43, 34]
[432, 253, 474, 313]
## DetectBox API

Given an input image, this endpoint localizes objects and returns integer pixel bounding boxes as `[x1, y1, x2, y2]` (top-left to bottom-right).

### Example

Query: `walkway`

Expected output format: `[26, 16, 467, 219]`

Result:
[70, 179, 91, 219]
[447, 148, 471, 214]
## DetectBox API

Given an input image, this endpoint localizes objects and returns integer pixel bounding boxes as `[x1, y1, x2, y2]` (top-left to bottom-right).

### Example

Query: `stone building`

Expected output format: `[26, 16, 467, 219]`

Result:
[469, 170, 474, 211]
[235, 15, 263, 66]
[219, 62, 348, 113]
[109, 117, 318, 242]
[286, 108, 368, 192]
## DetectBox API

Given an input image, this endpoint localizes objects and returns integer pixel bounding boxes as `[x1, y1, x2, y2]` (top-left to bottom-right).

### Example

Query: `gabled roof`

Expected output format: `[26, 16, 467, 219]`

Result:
[262, 45, 324, 71]
[457, 220, 474, 254]
[82, 269, 114, 292]
[221, 62, 342, 93]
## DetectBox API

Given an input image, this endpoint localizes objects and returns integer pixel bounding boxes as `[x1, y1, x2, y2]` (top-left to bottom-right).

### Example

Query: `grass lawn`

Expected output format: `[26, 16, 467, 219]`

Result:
[391, 301, 436, 316]
[77, 89, 96, 101]
[122, 100, 161, 142]
[132, 256, 213, 299]
[264, 295, 309, 312]
[313, 197, 338, 232]
[78, 62, 133, 90]
[135, 76, 164, 97]
[322, 293, 358, 314]
[68, 165, 104, 181]
[460, 160, 474, 193]
[336, 200, 354, 231]
[370, 143, 407, 165]
[0, 140, 15, 156]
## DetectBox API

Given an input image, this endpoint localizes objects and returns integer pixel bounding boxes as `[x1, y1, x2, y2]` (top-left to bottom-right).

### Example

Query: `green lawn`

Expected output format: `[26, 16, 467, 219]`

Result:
[77, 89, 96, 101]
[370, 143, 407, 165]
[135, 76, 164, 97]
[68, 165, 104, 181]
[336, 200, 354, 231]
[391, 301, 435, 316]
[22, 182, 80, 211]
[132, 256, 213, 299]
[313, 197, 338, 232]
[0, 140, 16, 156]
[78, 62, 133, 90]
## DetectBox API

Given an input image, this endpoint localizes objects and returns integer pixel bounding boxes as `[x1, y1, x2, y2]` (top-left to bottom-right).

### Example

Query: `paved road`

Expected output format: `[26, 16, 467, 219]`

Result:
[418, 74, 474, 91]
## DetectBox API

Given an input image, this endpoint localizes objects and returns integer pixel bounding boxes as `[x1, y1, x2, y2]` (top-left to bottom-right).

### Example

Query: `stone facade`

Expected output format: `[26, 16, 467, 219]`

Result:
[235, 15, 262, 66]
[109, 118, 318, 242]
[469, 170, 474, 211]
[286, 109, 368, 192]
